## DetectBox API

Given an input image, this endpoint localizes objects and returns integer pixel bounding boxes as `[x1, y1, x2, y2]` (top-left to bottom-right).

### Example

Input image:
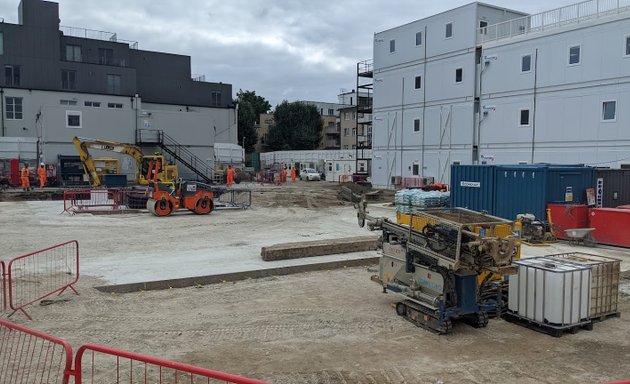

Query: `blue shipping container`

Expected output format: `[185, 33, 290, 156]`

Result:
[451, 164, 595, 220]
[494, 165, 548, 220]
[450, 165, 495, 213]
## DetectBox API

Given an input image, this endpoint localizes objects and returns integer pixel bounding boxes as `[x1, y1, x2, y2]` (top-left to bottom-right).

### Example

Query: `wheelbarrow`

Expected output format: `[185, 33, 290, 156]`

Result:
[564, 228, 596, 246]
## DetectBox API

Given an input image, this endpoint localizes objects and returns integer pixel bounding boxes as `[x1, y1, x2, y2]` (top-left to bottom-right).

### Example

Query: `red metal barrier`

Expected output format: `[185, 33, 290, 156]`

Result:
[74, 344, 268, 384]
[63, 188, 148, 214]
[7, 240, 79, 320]
[1, 260, 5, 311]
[0, 319, 74, 384]
[256, 171, 276, 185]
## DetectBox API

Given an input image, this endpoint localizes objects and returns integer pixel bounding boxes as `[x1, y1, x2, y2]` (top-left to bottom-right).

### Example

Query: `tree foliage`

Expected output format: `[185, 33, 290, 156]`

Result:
[236, 89, 272, 124]
[267, 101, 323, 151]
[236, 90, 271, 152]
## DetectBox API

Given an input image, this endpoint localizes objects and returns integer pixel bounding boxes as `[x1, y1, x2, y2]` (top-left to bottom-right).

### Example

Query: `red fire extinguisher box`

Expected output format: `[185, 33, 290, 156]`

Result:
[590, 208, 630, 248]
[547, 203, 590, 240]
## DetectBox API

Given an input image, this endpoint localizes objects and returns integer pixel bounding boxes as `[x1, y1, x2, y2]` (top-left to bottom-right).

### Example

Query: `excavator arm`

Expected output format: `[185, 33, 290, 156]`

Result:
[72, 136, 145, 187]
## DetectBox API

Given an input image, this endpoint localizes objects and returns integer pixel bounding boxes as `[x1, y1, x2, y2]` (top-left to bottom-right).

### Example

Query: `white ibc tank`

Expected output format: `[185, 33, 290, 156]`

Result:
[508, 257, 591, 325]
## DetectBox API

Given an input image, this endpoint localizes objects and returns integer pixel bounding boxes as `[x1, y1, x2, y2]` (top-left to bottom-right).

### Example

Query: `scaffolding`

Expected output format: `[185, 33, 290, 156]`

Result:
[355, 59, 373, 180]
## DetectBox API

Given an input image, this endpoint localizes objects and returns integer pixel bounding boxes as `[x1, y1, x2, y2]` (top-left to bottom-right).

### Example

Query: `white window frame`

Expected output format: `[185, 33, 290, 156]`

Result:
[413, 118, 421, 132]
[389, 39, 396, 53]
[414, 75, 422, 89]
[5, 96, 23, 120]
[624, 35, 630, 58]
[568, 44, 581, 66]
[415, 31, 423, 46]
[455, 67, 463, 84]
[521, 54, 532, 73]
[479, 20, 488, 35]
[66, 110, 82, 129]
[519, 109, 531, 127]
[412, 163, 420, 176]
[445, 22, 453, 39]
[601, 100, 617, 122]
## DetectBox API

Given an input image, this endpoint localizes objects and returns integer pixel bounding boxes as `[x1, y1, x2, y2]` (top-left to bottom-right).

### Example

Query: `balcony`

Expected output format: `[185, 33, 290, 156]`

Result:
[479, 0, 630, 44]
[60, 25, 139, 49]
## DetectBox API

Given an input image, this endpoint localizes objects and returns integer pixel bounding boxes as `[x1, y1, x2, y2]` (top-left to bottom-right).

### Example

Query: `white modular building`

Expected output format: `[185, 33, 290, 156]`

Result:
[371, 0, 630, 188]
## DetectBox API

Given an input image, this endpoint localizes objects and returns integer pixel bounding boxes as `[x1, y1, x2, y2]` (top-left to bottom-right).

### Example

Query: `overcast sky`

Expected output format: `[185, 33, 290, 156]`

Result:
[1, 0, 578, 107]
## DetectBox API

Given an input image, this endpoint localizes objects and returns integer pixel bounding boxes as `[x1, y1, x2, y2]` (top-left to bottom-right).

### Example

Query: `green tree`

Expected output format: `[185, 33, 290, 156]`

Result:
[267, 101, 323, 151]
[237, 101, 257, 152]
[236, 89, 271, 124]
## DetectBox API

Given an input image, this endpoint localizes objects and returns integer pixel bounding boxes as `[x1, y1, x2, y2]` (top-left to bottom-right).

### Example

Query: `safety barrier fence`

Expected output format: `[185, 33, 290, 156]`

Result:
[63, 188, 148, 214]
[74, 344, 267, 384]
[3, 240, 79, 320]
[0, 319, 267, 384]
[0, 319, 74, 384]
[256, 171, 277, 185]
[216, 188, 253, 209]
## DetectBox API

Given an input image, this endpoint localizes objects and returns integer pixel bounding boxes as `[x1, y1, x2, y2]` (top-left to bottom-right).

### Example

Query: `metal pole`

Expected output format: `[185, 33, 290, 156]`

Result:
[531, 48, 539, 164]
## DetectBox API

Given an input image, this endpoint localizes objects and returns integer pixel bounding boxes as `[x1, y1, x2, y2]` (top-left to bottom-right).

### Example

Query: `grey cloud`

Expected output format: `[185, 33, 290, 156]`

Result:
[0, 0, 577, 105]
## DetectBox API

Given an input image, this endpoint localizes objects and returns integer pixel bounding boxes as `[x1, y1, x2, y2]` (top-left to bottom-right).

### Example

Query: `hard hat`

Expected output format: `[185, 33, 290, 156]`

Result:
[41, 162, 45, 166]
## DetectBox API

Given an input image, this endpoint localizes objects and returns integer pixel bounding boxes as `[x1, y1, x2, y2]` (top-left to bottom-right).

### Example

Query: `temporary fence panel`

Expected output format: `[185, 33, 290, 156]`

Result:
[63, 188, 148, 214]
[0, 319, 74, 384]
[74, 344, 268, 384]
[1, 260, 5, 311]
[216, 189, 252, 209]
[7, 240, 79, 320]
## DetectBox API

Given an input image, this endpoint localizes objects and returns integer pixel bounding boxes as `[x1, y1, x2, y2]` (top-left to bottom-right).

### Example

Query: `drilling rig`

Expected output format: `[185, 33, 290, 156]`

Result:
[357, 201, 520, 334]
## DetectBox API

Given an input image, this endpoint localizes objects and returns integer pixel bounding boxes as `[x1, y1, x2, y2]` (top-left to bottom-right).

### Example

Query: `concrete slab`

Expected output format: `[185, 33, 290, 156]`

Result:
[261, 235, 379, 261]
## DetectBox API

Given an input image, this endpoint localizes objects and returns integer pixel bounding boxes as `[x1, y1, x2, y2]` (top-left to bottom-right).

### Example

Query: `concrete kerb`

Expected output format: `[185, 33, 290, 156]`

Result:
[261, 236, 380, 261]
[95, 257, 379, 294]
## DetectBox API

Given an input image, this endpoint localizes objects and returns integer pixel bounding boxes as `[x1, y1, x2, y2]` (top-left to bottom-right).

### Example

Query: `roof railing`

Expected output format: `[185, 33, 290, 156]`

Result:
[479, 0, 630, 44]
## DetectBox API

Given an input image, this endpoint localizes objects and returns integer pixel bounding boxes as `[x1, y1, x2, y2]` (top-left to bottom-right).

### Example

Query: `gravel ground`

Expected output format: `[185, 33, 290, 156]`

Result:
[1, 182, 629, 383]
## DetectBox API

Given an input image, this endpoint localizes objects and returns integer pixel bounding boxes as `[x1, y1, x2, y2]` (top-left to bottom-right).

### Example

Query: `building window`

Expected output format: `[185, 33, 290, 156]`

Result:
[60, 99, 77, 106]
[602, 101, 616, 121]
[328, 108, 334, 116]
[211, 91, 222, 106]
[66, 111, 82, 128]
[445, 23, 453, 38]
[107, 74, 121, 94]
[519, 109, 530, 126]
[568, 45, 581, 65]
[5, 65, 20, 86]
[625, 35, 630, 57]
[413, 119, 421, 132]
[65, 45, 82, 62]
[455, 68, 463, 83]
[344, 128, 349, 136]
[389, 39, 395, 53]
[344, 112, 349, 121]
[0, 32, 4, 55]
[5, 97, 23, 120]
[84, 101, 101, 107]
[352, 128, 356, 136]
[107, 102, 123, 109]
[414, 75, 422, 89]
[412, 164, 420, 176]
[352, 112, 356, 120]
[415, 31, 423, 46]
[479, 20, 488, 35]
[521, 54, 532, 72]
[99, 48, 114, 65]
[61, 70, 76, 90]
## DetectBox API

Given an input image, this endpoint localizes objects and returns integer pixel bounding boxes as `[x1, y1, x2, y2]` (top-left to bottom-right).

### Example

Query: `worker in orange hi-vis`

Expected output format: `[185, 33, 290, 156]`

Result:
[226, 165, 235, 187]
[37, 162, 47, 190]
[20, 163, 31, 191]
[281, 167, 288, 184]
[291, 166, 297, 182]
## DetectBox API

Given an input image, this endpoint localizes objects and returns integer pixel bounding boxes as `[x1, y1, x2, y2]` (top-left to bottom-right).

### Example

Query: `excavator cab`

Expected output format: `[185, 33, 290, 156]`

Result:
[139, 155, 178, 185]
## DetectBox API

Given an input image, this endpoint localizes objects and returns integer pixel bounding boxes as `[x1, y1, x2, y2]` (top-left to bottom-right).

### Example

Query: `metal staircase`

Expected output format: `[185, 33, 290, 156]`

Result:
[136, 129, 214, 184]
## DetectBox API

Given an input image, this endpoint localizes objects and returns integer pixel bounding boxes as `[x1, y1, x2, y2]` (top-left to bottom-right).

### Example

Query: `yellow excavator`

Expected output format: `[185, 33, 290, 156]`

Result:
[72, 136, 178, 187]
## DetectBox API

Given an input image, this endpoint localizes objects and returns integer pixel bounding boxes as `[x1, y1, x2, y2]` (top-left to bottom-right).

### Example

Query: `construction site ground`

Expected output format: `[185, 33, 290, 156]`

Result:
[1, 181, 630, 383]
